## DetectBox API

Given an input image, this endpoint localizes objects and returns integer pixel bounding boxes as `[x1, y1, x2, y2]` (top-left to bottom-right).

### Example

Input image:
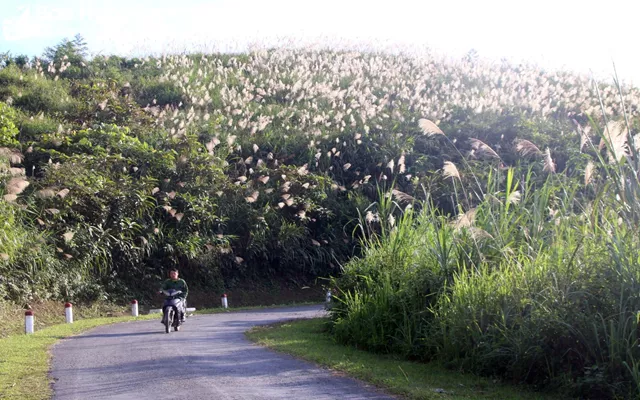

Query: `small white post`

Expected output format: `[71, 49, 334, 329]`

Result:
[221, 293, 228, 309]
[25, 310, 34, 334]
[65, 302, 73, 323]
[325, 289, 332, 304]
[131, 299, 139, 317]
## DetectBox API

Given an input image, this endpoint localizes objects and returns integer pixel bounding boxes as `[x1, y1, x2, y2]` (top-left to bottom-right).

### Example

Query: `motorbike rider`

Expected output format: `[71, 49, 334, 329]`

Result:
[159, 268, 188, 325]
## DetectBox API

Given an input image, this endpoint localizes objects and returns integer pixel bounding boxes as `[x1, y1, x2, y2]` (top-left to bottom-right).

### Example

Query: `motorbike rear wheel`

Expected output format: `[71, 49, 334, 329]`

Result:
[164, 307, 174, 334]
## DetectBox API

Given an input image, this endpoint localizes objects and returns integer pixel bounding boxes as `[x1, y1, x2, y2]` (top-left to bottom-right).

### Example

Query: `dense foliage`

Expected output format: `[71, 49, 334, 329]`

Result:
[3, 37, 640, 396]
[328, 107, 640, 397]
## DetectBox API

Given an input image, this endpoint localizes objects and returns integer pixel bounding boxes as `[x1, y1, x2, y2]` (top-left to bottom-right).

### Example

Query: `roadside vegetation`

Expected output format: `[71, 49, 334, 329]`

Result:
[328, 111, 640, 398]
[248, 318, 562, 399]
[2, 35, 640, 397]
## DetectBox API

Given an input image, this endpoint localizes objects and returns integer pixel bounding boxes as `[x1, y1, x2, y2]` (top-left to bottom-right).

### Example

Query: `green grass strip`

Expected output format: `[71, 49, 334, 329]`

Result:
[247, 318, 564, 400]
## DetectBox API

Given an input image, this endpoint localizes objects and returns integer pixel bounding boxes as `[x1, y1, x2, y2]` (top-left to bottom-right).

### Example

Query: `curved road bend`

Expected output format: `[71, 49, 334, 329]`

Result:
[50, 305, 395, 399]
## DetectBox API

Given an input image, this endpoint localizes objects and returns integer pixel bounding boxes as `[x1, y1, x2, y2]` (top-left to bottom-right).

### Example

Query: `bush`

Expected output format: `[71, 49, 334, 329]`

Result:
[15, 112, 59, 141]
[134, 81, 182, 107]
[12, 77, 74, 114]
[0, 102, 19, 146]
[0, 200, 66, 302]
[0, 65, 24, 102]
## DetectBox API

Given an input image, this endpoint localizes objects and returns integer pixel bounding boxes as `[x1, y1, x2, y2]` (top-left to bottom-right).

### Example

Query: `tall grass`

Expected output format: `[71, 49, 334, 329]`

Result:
[330, 113, 640, 398]
[0, 188, 65, 300]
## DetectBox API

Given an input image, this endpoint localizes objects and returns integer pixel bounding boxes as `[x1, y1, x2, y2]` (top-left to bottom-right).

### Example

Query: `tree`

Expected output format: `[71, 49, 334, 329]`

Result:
[0, 52, 30, 69]
[43, 34, 88, 66]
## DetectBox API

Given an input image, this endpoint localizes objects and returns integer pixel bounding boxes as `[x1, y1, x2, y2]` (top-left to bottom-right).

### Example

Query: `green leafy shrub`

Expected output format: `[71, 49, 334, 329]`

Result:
[0, 65, 25, 102]
[0, 102, 19, 147]
[134, 80, 182, 107]
[12, 77, 74, 114]
[15, 111, 59, 142]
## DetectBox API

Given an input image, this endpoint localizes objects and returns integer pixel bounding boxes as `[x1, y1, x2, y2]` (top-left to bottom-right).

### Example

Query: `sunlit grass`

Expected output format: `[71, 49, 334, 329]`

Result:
[247, 318, 563, 400]
[328, 110, 640, 398]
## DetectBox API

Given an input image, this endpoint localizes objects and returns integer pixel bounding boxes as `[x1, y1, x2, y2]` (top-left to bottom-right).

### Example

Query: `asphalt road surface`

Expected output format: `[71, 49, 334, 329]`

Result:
[50, 305, 395, 399]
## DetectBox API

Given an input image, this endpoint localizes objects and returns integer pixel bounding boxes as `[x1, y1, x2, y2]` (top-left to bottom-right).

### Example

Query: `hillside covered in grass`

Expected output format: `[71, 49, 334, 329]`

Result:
[4, 35, 640, 397]
[0, 39, 637, 301]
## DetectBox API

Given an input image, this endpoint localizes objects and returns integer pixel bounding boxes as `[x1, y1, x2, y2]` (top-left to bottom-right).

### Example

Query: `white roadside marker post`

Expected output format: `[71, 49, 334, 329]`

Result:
[221, 293, 228, 309]
[324, 289, 332, 310]
[25, 310, 34, 334]
[131, 299, 139, 317]
[65, 302, 73, 323]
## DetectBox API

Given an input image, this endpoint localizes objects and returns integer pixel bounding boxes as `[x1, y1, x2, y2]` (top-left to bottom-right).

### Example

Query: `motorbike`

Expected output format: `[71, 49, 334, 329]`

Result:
[161, 289, 185, 333]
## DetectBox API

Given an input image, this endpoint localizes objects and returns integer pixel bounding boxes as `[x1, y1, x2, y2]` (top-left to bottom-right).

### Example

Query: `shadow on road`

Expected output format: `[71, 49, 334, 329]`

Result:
[53, 347, 392, 399]
[69, 331, 162, 339]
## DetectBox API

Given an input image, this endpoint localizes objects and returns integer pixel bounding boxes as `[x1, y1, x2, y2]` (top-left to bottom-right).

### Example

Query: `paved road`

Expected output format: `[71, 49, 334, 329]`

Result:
[50, 305, 395, 399]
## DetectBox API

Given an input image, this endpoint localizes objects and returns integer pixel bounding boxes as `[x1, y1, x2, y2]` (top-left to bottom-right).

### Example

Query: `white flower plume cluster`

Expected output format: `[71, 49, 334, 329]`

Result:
[148, 49, 639, 143]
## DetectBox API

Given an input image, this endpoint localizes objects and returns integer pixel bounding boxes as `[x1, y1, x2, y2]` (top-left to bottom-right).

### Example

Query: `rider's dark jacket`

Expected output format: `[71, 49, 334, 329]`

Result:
[161, 278, 188, 299]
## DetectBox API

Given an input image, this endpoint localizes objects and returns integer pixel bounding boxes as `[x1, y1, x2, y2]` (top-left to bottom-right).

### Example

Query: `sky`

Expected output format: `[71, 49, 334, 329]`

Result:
[1, 0, 639, 84]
